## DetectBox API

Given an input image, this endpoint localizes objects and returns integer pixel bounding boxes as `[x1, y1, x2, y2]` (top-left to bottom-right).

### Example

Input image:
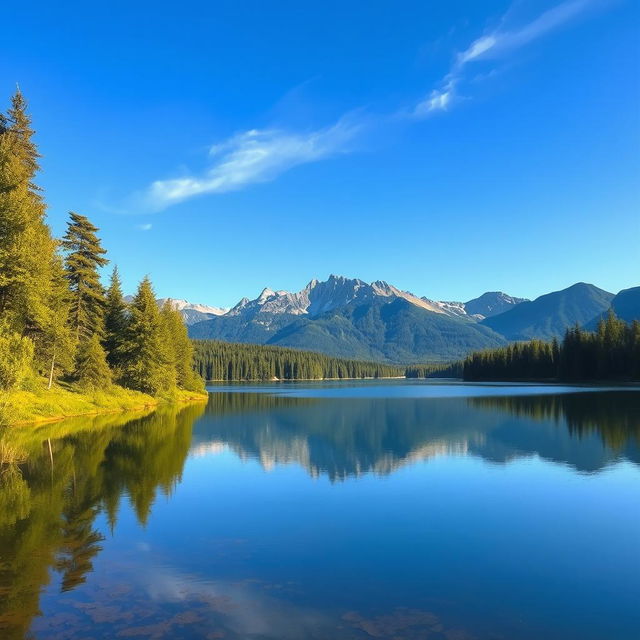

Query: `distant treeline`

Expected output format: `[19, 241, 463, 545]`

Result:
[405, 362, 463, 378]
[192, 341, 405, 380]
[464, 312, 640, 381]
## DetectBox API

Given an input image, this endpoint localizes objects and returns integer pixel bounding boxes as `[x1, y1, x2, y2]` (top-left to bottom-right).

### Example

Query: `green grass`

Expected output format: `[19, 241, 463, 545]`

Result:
[0, 378, 208, 426]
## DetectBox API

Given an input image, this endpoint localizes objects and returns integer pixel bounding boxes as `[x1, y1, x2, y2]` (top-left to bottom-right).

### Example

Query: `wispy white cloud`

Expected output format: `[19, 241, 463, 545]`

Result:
[129, 0, 608, 210]
[139, 115, 363, 212]
[136, 222, 153, 231]
[413, 81, 455, 117]
[413, 0, 602, 117]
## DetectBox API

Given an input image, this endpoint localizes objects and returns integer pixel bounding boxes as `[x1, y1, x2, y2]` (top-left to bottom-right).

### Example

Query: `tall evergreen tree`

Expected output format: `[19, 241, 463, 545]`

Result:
[121, 277, 169, 394]
[160, 302, 203, 391]
[103, 266, 128, 370]
[159, 302, 179, 389]
[0, 89, 55, 352]
[61, 212, 108, 343]
[75, 334, 112, 391]
[42, 252, 74, 388]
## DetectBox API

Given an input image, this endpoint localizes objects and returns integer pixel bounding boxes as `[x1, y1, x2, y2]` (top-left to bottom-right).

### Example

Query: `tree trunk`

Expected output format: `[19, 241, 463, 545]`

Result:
[47, 349, 56, 390]
[47, 438, 54, 477]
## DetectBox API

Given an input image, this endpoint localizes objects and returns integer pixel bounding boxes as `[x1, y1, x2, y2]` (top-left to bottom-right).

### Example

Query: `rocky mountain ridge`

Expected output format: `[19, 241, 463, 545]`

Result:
[130, 276, 636, 363]
[225, 275, 447, 319]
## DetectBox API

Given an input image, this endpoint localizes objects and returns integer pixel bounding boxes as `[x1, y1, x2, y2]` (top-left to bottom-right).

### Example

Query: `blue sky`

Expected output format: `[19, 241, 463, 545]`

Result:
[2, 0, 638, 306]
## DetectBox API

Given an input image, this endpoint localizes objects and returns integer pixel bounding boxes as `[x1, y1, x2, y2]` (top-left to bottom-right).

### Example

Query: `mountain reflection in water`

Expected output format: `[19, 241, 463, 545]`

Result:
[193, 390, 640, 478]
[0, 386, 638, 640]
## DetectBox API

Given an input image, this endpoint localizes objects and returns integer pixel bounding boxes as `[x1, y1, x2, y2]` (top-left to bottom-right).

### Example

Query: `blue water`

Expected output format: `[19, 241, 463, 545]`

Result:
[2, 381, 639, 639]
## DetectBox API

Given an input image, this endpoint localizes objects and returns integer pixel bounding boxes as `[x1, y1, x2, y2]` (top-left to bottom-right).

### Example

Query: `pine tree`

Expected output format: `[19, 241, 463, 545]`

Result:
[103, 266, 129, 371]
[42, 252, 75, 388]
[158, 301, 178, 390]
[62, 212, 108, 343]
[120, 277, 169, 394]
[0, 89, 56, 351]
[74, 334, 112, 391]
[160, 301, 203, 391]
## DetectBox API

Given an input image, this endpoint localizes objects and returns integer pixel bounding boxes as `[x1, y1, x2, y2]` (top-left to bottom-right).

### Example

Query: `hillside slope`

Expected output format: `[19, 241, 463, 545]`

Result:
[481, 283, 614, 340]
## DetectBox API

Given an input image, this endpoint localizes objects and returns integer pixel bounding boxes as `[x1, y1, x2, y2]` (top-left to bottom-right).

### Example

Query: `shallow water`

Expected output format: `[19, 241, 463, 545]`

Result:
[1, 381, 639, 639]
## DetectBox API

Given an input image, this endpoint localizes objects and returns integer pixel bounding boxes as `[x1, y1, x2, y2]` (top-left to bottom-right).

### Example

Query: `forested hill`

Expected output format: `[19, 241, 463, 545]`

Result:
[585, 286, 640, 329]
[464, 312, 640, 382]
[192, 341, 404, 381]
[480, 282, 614, 341]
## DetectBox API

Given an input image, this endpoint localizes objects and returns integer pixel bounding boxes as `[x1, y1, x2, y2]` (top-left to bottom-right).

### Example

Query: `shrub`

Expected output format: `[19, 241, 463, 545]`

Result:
[0, 330, 34, 391]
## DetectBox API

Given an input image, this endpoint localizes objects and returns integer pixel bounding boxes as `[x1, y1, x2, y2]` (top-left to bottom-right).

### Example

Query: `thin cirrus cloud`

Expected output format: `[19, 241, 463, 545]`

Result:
[139, 115, 363, 212]
[136, 0, 606, 212]
[413, 0, 603, 117]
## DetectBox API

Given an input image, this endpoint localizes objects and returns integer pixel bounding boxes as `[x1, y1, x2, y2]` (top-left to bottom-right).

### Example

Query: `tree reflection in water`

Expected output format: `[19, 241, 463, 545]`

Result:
[0, 388, 638, 639]
[0, 403, 205, 640]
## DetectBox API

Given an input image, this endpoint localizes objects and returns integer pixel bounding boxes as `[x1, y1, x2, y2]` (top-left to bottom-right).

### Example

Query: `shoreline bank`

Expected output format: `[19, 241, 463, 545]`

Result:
[2, 383, 208, 427]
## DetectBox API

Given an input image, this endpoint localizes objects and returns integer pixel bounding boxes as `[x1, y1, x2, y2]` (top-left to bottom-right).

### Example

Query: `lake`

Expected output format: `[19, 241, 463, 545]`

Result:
[1, 381, 639, 639]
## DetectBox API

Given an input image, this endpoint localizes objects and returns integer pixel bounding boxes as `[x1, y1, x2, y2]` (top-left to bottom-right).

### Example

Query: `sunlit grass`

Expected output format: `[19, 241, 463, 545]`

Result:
[1, 378, 207, 426]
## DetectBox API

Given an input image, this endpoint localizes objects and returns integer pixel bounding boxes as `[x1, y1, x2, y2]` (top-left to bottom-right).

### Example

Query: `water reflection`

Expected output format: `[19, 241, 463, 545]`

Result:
[0, 387, 638, 639]
[0, 403, 205, 640]
[193, 390, 640, 478]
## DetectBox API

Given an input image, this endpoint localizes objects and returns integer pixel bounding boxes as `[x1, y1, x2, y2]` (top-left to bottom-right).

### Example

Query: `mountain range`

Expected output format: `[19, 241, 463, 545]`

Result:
[177, 275, 638, 363]
[129, 275, 635, 364]
[187, 276, 523, 362]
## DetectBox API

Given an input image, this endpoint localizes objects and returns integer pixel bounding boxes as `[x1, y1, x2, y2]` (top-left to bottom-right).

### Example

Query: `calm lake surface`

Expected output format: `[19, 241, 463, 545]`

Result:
[1, 381, 639, 640]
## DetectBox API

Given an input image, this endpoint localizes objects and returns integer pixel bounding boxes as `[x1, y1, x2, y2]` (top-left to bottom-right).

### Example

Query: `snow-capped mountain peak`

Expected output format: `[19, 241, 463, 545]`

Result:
[421, 291, 528, 320]
[222, 275, 450, 319]
[160, 278, 527, 327]
[155, 298, 228, 325]
[158, 298, 226, 316]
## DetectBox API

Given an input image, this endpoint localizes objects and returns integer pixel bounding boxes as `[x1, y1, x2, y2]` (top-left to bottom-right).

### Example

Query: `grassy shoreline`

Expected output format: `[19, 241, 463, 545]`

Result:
[1, 379, 208, 426]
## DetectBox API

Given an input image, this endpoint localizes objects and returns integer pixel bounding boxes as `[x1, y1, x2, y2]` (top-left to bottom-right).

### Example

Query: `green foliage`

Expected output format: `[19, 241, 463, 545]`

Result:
[75, 334, 112, 391]
[40, 252, 75, 385]
[103, 266, 129, 370]
[160, 302, 204, 392]
[464, 311, 640, 381]
[0, 89, 205, 413]
[0, 89, 57, 361]
[193, 340, 404, 381]
[120, 277, 171, 394]
[0, 328, 34, 390]
[62, 211, 108, 342]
